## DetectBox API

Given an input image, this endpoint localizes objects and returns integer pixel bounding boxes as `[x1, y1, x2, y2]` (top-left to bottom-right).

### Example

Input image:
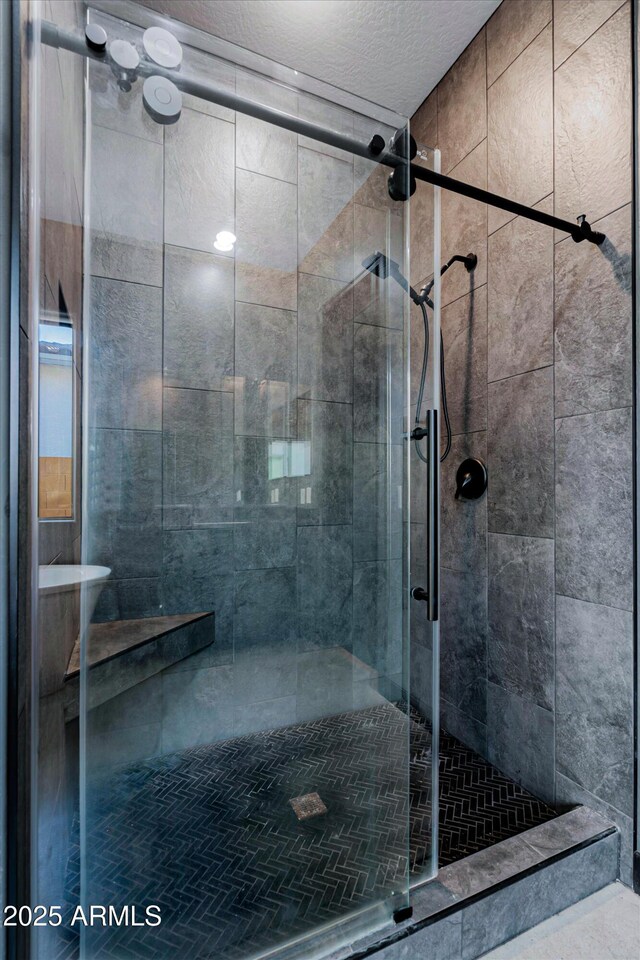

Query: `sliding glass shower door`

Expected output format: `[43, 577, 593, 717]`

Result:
[31, 1, 439, 957]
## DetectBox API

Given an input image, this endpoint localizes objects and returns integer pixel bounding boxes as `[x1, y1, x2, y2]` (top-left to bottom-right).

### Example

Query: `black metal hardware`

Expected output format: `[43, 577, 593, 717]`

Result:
[411, 586, 429, 603]
[389, 127, 417, 161]
[393, 905, 413, 924]
[85, 23, 107, 54]
[455, 458, 488, 501]
[425, 409, 439, 622]
[39, 20, 607, 245]
[388, 165, 416, 201]
[368, 134, 385, 156]
[410, 426, 428, 441]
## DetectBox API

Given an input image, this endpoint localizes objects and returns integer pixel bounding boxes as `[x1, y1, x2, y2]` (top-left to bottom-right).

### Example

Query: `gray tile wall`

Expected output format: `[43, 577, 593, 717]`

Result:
[86, 11, 408, 765]
[411, 0, 633, 881]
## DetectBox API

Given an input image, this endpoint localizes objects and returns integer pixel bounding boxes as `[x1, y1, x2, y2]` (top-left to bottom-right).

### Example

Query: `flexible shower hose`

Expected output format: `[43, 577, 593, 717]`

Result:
[414, 299, 452, 464]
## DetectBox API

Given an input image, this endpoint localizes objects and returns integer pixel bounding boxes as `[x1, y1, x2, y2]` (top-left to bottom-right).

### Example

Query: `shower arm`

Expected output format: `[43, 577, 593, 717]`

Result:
[39, 19, 606, 246]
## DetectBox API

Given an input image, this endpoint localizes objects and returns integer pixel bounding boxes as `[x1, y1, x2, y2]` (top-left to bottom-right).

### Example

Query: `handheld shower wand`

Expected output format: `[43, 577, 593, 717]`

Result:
[361, 251, 477, 464]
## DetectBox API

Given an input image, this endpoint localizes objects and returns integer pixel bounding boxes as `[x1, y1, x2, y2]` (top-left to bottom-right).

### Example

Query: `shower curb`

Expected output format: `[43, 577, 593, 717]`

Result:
[334, 806, 619, 960]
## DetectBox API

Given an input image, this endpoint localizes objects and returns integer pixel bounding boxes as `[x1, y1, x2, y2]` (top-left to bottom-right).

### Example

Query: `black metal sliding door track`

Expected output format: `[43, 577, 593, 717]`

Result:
[40, 18, 606, 243]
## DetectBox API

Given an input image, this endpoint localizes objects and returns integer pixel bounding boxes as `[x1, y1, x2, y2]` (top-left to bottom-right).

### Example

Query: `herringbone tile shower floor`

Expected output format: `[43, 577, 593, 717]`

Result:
[57, 703, 556, 959]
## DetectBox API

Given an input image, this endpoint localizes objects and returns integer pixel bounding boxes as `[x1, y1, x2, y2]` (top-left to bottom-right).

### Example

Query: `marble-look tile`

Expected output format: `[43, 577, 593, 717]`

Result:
[460, 833, 618, 959]
[555, 407, 633, 610]
[89, 674, 162, 734]
[488, 534, 554, 710]
[234, 435, 297, 510]
[298, 274, 353, 402]
[555, 205, 632, 418]
[161, 528, 234, 658]
[438, 30, 487, 174]
[163, 245, 234, 392]
[441, 141, 487, 306]
[234, 567, 296, 651]
[90, 125, 163, 285]
[93, 578, 162, 623]
[440, 832, 538, 899]
[353, 323, 403, 443]
[87, 428, 162, 580]
[162, 388, 234, 527]
[556, 772, 634, 886]
[488, 197, 554, 381]
[90, 722, 161, 774]
[442, 284, 487, 435]
[486, 682, 555, 803]
[488, 25, 553, 233]
[235, 168, 298, 309]
[410, 156, 435, 287]
[441, 432, 487, 577]
[556, 595, 634, 815]
[372, 916, 462, 960]
[297, 399, 352, 526]
[441, 698, 488, 756]
[554, 5, 631, 225]
[234, 508, 296, 571]
[89, 277, 162, 431]
[411, 90, 437, 147]
[554, 0, 626, 68]
[234, 696, 297, 736]
[236, 113, 297, 183]
[234, 302, 297, 438]
[353, 442, 402, 561]
[298, 147, 354, 282]
[488, 367, 554, 539]
[296, 647, 355, 722]
[353, 561, 402, 678]
[518, 806, 616, 860]
[353, 202, 404, 327]
[165, 110, 235, 255]
[486, 0, 552, 85]
[297, 526, 353, 652]
[232, 645, 297, 705]
[441, 569, 487, 723]
[161, 664, 235, 752]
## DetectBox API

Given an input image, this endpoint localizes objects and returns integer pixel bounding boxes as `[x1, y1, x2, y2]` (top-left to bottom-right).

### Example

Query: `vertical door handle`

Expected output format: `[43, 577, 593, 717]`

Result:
[425, 409, 439, 621]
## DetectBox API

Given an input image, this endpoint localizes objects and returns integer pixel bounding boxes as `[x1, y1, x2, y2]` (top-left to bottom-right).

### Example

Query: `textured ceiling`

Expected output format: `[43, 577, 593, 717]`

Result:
[139, 0, 501, 117]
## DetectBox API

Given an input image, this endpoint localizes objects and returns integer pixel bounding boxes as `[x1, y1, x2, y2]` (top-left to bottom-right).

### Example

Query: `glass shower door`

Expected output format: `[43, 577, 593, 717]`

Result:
[47, 2, 441, 957]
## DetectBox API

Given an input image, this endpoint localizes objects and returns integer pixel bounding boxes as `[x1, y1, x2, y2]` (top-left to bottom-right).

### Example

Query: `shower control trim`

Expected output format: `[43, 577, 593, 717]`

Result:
[411, 586, 429, 603]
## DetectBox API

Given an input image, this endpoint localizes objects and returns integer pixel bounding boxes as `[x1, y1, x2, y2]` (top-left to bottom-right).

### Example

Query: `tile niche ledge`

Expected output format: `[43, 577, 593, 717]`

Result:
[63, 612, 215, 721]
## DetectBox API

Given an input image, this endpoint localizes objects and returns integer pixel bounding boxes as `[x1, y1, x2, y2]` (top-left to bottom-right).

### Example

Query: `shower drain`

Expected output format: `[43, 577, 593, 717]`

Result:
[289, 792, 327, 820]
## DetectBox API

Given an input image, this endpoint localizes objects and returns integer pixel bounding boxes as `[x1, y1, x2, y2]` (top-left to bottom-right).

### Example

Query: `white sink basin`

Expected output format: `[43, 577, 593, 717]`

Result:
[39, 564, 111, 593]
[39, 565, 111, 626]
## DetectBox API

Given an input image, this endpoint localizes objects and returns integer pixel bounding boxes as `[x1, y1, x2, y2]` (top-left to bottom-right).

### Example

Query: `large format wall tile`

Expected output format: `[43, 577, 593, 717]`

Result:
[554, 0, 627, 68]
[298, 147, 354, 282]
[297, 526, 353, 652]
[441, 141, 488, 306]
[555, 406, 633, 610]
[437, 30, 487, 174]
[441, 569, 487, 724]
[442, 285, 487, 436]
[236, 113, 297, 183]
[554, 205, 632, 418]
[441, 698, 488, 756]
[234, 567, 296, 651]
[234, 302, 297, 438]
[88, 428, 162, 582]
[487, 682, 555, 802]
[488, 197, 554, 381]
[486, 0, 552, 85]
[296, 647, 355, 722]
[353, 442, 402, 561]
[488, 25, 553, 233]
[488, 533, 554, 710]
[556, 595, 634, 814]
[165, 109, 235, 254]
[163, 245, 234, 392]
[297, 399, 352, 526]
[353, 323, 403, 443]
[90, 125, 163, 285]
[235, 168, 297, 309]
[353, 560, 402, 679]
[161, 664, 235, 752]
[554, 4, 631, 225]
[411, 90, 437, 147]
[488, 367, 554, 538]
[298, 273, 353, 402]
[90, 277, 162, 431]
[441, 432, 487, 577]
[163, 387, 233, 528]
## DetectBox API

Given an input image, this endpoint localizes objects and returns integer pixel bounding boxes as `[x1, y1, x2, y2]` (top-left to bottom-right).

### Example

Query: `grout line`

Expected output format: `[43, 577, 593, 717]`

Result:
[553, 0, 629, 72]
[487, 363, 554, 387]
[487, 18, 553, 91]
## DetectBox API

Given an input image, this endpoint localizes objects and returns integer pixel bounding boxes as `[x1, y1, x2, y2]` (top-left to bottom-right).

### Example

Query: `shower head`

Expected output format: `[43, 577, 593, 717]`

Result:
[361, 252, 424, 305]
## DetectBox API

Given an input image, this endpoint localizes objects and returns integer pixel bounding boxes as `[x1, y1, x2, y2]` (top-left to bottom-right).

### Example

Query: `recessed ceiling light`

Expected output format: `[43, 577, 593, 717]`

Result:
[214, 230, 237, 252]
